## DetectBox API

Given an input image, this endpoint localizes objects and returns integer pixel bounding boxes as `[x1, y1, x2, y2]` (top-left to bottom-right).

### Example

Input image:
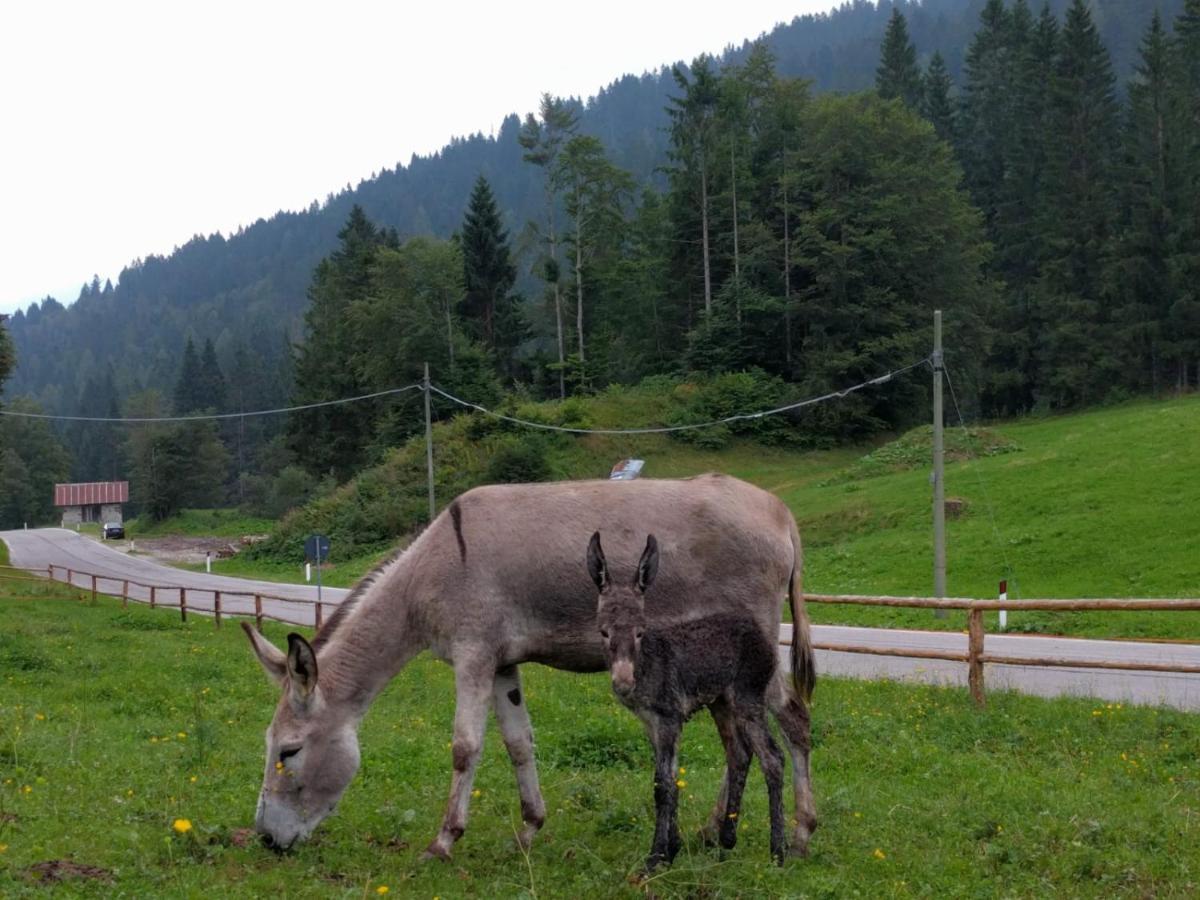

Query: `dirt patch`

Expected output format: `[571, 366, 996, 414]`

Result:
[23, 860, 113, 884]
[123, 536, 241, 566]
[229, 828, 255, 848]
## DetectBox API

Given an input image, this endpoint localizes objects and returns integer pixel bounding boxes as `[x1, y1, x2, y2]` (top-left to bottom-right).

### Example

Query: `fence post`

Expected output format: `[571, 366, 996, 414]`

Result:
[315, 602, 323, 631]
[213, 591, 222, 629]
[968, 607, 986, 707]
[121, 580, 129, 609]
[47, 565, 53, 581]
[150, 585, 157, 609]
[180, 588, 188, 623]
[67, 568, 73, 587]
[91, 574, 97, 603]
[255, 594, 263, 633]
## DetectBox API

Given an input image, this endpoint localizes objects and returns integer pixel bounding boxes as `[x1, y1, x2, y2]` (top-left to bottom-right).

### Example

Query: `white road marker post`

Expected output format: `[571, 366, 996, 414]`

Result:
[305, 562, 312, 582]
[999, 579, 1008, 631]
[205, 551, 212, 574]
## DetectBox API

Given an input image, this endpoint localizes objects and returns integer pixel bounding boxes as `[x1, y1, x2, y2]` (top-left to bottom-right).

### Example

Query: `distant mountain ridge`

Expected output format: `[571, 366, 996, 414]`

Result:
[6, 0, 1179, 413]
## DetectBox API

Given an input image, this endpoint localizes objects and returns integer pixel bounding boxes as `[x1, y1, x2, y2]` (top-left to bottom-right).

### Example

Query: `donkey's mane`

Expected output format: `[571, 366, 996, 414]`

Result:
[312, 545, 405, 651]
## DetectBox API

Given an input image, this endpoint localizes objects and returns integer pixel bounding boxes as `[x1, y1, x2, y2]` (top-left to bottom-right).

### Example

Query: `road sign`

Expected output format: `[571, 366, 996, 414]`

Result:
[304, 535, 330, 563]
[610, 458, 645, 480]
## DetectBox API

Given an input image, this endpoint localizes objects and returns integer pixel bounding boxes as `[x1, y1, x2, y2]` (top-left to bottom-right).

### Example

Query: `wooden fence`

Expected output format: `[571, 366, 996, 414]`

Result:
[0, 563, 326, 633]
[4, 564, 1198, 708]
[802, 592, 1200, 706]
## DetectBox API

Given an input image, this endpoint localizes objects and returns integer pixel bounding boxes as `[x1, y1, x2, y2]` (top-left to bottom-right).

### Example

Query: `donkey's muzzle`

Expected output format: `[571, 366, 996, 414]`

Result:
[610, 659, 636, 695]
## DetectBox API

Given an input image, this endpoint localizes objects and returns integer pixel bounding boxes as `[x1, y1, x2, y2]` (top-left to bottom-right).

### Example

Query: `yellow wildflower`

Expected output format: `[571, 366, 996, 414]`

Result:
[173, 818, 193, 834]
[22, 785, 32, 794]
[177, 732, 187, 739]
[471, 789, 482, 798]
[873, 848, 886, 860]
[376, 887, 390, 895]
[678, 767, 686, 775]
[190, 776, 198, 783]
[275, 761, 285, 772]
[35, 713, 45, 721]
[675, 779, 687, 789]
[0, 843, 7, 853]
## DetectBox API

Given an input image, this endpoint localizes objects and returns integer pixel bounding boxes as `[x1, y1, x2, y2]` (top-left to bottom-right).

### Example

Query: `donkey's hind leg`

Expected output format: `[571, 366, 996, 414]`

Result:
[492, 665, 546, 849]
[707, 699, 750, 852]
[769, 670, 817, 857]
[423, 653, 495, 861]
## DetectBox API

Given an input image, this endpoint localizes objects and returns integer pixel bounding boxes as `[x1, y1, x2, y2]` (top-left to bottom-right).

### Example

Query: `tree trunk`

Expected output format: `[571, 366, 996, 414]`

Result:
[550, 197, 565, 399]
[446, 304, 455, 370]
[575, 181, 586, 384]
[782, 177, 791, 368]
[731, 144, 741, 325]
[700, 150, 712, 317]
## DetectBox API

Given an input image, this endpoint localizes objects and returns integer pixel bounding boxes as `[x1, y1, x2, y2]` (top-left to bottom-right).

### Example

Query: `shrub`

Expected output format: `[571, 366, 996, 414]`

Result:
[485, 436, 551, 484]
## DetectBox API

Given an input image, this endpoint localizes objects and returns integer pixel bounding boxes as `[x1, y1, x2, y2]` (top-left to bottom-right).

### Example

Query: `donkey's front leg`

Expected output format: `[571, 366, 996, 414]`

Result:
[423, 655, 495, 861]
[647, 719, 682, 871]
[492, 665, 546, 850]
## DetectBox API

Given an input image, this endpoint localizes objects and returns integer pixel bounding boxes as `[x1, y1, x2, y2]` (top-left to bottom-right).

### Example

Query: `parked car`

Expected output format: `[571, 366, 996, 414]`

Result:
[102, 522, 125, 540]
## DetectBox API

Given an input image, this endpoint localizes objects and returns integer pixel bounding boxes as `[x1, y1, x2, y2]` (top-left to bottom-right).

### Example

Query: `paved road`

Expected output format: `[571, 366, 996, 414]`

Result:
[2, 528, 347, 627]
[5, 528, 1199, 711]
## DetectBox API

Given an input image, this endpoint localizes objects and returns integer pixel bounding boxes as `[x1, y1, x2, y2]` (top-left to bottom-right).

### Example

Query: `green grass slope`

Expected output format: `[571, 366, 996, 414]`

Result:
[246, 389, 1198, 640]
[0, 591, 1196, 897]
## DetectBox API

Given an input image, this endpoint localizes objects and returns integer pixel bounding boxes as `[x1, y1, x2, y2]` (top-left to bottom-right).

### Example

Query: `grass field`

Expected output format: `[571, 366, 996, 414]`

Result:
[0, 580, 1197, 897]
[201, 394, 1200, 640]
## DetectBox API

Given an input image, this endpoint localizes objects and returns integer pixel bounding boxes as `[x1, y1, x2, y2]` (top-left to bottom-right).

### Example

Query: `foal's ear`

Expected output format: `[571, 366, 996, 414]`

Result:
[636, 534, 659, 593]
[587, 531, 610, 592]
[286, 632, 319, 699]
[242, 621, 287, 686]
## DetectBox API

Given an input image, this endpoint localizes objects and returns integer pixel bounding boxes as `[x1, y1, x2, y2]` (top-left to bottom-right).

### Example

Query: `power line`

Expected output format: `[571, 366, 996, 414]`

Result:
[429, 358, 931, 435]
[0, 384, 424, 424]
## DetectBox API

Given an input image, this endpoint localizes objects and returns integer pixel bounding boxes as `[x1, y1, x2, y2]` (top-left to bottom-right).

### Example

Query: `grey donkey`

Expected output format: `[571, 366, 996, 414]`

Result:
[589, 531, 788, 870]
[243, 475, 815, 858]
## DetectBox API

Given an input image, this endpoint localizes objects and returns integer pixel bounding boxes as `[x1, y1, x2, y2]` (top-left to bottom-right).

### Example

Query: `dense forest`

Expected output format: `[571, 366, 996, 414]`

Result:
[1, 0, 1197, 526]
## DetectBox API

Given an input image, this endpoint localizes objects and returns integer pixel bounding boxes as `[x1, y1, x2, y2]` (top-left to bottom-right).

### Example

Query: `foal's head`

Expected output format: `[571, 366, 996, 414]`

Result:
[587, 532, 659, 697]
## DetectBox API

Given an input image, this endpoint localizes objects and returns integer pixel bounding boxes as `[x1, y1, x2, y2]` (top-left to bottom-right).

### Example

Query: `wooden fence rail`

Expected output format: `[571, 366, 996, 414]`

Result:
[5, 565, 1198, 707]
[803, 592, 1200, 706]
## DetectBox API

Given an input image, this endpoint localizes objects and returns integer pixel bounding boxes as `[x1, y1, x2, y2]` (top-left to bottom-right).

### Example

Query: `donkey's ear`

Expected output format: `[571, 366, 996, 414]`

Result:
[243, 621, 287, 685]
[636, 534, 659, 593]
[587, 531, 609, 592]
[286, 632, 319, 699]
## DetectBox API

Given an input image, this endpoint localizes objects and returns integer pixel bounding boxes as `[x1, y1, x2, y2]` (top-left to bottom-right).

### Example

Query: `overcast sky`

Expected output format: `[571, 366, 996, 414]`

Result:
[0, 0, 839, 315]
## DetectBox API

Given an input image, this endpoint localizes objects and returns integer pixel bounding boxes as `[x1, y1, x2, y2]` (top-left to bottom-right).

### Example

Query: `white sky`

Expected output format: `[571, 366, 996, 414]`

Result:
[0, 0, 838, 315]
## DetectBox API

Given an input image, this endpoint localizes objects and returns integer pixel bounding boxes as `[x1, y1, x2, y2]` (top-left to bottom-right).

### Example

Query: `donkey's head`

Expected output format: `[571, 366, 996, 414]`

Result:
[242, 624, 361, 851]
[587, 532, 659, 697]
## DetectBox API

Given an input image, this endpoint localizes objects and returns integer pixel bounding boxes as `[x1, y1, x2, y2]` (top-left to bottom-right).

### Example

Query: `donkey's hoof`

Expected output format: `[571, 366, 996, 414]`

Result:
[787, 841, 809, 859]
[698, 824, 720, 848]
[420, 841, 452, 862]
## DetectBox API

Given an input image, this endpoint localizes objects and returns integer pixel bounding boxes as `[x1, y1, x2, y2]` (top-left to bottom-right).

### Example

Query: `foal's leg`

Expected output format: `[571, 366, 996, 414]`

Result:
[708, 701, 750, 852]
[492, 665, 546, 849]
[647, 718, 683, 871]
[423, 654, 495, 860]
[745, 710, 788, 865]
[769, 671, 818, 856]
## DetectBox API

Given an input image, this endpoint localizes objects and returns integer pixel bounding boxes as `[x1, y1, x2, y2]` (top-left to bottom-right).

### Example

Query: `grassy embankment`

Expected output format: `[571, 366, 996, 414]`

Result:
[0, 578, 1196, 897]
[202, 389, 1199, 640]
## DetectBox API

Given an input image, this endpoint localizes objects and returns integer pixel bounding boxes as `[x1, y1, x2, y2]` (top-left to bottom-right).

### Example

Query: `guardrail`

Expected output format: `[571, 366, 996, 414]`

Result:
[802, 592, 1200, 706]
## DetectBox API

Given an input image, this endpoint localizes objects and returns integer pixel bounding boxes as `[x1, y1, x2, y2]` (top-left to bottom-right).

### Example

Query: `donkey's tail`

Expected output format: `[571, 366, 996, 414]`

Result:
[788, 516, 816, 708]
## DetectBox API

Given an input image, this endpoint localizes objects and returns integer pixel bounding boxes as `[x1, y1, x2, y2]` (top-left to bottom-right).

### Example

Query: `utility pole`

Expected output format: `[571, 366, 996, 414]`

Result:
[932, 310, 947, 617]
[424, 362, 435, 522]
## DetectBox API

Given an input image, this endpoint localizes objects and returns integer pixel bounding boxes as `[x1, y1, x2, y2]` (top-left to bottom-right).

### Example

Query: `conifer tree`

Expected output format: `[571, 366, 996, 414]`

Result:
[460, 175, 522, 375]
[1034, 0, 1120, 407]
[198, 338, 227, 413]
[519, 95, 578, 398]
[876, 7, 923, 110]
[959, 0, 1015, 231]
[173, 337, 204, 414]
[921, 52, 957, 143]
[1168, 0, 1200, 389]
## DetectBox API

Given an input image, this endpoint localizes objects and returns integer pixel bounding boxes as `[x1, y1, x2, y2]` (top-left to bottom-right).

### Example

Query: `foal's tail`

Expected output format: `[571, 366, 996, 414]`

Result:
[787, 516, 816, 709]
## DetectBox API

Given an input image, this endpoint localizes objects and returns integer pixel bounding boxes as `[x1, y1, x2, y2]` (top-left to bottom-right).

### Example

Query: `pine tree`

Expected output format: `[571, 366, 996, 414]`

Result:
[519, 95, 578, 398]
[1168, 0, 1200, 389]
[1034, 0, 1120, 408]
[460, 175, 521, 376]
[921, 52, 957, 143]
[959, 0, 1015, 232]
[173, 337, 205, 414]
[197, 338, 227, 413]
[876, 7, 923, 110]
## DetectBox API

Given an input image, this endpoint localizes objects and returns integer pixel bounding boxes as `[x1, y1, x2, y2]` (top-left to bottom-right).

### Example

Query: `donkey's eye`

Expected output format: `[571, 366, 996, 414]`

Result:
[599, 628, 610, 640]
[279, 746, 302, 763]
[634, 628, 644, 641]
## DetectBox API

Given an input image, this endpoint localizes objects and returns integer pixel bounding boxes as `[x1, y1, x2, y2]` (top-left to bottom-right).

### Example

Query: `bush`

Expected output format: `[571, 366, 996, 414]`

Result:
[485, 436, 551, 484]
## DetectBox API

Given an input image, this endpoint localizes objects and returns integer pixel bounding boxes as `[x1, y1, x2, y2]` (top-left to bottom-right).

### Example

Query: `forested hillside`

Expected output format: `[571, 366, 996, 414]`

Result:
[4, 0, 1178, 414]
[2, 0, 1197, 531]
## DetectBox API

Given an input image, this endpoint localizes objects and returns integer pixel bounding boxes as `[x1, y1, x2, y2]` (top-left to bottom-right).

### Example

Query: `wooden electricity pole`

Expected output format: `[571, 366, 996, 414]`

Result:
[932, 311, 947, 618]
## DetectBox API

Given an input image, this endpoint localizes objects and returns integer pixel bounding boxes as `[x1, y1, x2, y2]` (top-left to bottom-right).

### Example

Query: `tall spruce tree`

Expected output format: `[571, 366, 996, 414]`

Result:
[197, 338, 227, 412]
[460, 175, 521, 375]
[173, 337, 205, 414]
[959, 0, 1015, 232]
[921, 52, 957, 142]
[519, 95, 578, 398]
[876, 7, 923, 109]
[1168, 0, 1200, 389]
[289, 205, 393, 479]
[1034, 0, 1120, 407]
